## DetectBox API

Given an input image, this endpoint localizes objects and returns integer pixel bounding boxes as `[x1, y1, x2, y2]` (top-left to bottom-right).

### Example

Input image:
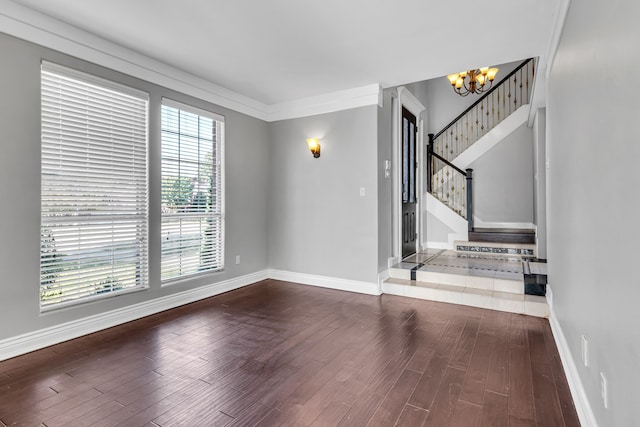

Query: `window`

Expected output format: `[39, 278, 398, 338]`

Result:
[40, 62, 149, 310]
[160, 99, 224, 281]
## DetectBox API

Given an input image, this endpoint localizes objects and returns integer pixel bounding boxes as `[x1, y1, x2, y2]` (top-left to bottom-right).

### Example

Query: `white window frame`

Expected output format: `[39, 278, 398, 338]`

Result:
[40, 61, 150, 311]
[160, 98, 225, 283]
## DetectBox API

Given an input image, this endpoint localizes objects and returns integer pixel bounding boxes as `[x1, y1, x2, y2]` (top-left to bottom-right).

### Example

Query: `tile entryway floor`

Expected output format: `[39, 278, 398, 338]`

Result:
[400, 249, 524, 279]
[385, 250, 549, 317]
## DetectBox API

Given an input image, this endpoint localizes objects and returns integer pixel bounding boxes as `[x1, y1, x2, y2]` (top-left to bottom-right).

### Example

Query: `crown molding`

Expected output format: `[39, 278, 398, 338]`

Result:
[0, 0, 270, 120]
[0, 0, 382, 122]
[267, 84, 382, 122]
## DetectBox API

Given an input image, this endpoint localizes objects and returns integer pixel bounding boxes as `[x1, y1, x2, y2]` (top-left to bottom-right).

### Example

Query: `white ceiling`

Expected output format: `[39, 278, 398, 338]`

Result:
[10, 0, 560, 105]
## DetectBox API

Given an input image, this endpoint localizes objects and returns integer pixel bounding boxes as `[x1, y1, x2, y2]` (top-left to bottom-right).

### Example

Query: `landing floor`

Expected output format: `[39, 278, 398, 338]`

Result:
[397, 249, 526, 281]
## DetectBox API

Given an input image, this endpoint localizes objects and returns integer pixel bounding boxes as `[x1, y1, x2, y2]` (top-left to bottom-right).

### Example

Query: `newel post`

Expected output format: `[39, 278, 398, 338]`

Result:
[427, 134, 434, 193]
[466, 168, 473, 232]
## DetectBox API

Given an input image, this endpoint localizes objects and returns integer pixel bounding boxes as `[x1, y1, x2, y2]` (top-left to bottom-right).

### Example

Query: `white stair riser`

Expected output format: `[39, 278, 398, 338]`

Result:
[382, 280, 549, 318]
[455, 241, 536, 258]
[415, 270, 523, 294]
[388, 267, 411, 280]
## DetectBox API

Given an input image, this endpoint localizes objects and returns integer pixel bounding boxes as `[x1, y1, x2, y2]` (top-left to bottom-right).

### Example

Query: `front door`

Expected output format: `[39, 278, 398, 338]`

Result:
[401, 107, 417, 259]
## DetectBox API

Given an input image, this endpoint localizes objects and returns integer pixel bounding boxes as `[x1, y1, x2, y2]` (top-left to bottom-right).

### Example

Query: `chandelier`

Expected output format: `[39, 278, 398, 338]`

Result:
[447, 67, 499, 96]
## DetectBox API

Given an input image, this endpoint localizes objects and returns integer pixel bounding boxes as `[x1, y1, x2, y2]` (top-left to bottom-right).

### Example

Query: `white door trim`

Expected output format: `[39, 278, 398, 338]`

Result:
[392, 87, 426, 260]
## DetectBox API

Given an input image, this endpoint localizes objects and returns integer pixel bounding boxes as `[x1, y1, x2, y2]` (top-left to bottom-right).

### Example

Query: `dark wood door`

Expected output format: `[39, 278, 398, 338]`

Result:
[401, 107, 417, 259]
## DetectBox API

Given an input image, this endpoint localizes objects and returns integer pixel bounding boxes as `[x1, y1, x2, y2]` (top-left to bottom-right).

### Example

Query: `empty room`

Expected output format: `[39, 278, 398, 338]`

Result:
[0, 0, 637, 426]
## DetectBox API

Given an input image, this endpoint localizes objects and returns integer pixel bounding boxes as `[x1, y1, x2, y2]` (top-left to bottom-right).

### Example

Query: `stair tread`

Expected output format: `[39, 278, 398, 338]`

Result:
[460, 240, 535, 247]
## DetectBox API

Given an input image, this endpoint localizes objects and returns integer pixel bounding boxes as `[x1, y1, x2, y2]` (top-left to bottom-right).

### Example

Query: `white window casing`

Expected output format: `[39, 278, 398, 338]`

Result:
[160, 98, 225, 282]
[40, 61, 149, 310]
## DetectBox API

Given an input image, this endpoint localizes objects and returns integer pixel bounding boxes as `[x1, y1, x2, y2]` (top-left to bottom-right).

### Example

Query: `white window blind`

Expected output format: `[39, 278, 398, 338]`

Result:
[161, 99, 224, 282]
[40, 61, 149, 310]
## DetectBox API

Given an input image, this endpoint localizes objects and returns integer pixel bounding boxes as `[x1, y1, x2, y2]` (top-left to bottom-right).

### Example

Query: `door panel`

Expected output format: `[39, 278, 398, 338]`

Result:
[402, 107, 417, 259]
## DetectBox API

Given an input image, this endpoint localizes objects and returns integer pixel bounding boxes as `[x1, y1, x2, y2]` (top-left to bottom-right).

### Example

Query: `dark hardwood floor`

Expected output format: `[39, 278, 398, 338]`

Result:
[0, 280, 580, 426]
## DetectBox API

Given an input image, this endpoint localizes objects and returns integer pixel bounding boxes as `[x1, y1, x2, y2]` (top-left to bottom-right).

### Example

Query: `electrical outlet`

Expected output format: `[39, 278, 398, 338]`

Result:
[600, 372, 608, 409]
[235, 255, 240, 265]
[359, 187, 365, 197]
[581, 335, 589, 367]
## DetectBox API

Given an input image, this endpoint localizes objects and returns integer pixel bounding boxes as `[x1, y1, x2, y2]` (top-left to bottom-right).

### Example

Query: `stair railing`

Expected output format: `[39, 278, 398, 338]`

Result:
[433, 58, 535, 163]
[427, 133, 473, 231]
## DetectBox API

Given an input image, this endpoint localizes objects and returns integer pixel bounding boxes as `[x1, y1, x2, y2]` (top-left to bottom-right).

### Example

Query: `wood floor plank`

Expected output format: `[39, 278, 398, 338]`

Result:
[406, 346, 436, 374]
[510, 314, 529, 348]
[0, 280, 580, 427]
[422, 366, 466, 427]
[394, 404, 429, 427]
[450, 400, 482, 427]
[480, 390, 509, 427]
[336, 392, 384, 427]
[458, 331, 494, 406]
[408, 354, 449, 410]
[508, 346, 536, 422]
[225, 402, 272, 427]
[541, 320, 581, 427]
[366, 369, 422, 426]
[449, 318, 481, 370]
[309, 401, 351, 427]
[509, 415, 537, 427]
[485, 315, 511, 395]
[64, 400, 126, 427]
[527, 320, 566, 427]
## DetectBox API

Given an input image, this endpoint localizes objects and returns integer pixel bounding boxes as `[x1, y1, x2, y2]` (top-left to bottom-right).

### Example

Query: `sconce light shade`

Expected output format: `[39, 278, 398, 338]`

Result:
[306, 138, 320, 158]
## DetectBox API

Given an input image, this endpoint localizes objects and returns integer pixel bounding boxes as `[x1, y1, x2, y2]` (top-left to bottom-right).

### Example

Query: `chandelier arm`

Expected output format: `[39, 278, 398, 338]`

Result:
[483, 80, 494, 92]
[463, 77, 472, 93]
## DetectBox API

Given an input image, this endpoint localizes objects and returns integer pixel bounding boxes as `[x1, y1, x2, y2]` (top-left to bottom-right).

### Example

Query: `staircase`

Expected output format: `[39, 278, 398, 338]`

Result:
[426, 58, 536, 242]
[383, 58, 548, 316]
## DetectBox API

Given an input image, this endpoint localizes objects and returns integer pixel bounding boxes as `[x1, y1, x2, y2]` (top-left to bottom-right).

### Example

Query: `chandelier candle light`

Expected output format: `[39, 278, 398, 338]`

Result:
[447, 67, 499, 96]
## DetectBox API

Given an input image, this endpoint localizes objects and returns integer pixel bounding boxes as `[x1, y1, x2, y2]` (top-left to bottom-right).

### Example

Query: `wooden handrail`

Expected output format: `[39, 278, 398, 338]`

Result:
[433, 58, 534, 140]
[431, 151, 467, 176]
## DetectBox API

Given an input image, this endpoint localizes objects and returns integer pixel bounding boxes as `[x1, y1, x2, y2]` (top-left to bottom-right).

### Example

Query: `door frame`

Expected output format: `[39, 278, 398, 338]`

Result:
[391, 87, 425, 263]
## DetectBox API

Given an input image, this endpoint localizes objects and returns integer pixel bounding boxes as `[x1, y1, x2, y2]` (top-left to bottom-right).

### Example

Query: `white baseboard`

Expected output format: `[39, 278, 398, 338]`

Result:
[548, 304, 598, 427]
[0, 269, 269, 362]
[378, 269, 390, 294]
[268, 269, 381, 296]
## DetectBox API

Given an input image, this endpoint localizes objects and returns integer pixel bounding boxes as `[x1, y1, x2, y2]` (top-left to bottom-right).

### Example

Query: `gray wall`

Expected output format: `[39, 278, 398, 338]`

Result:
[547, 0, 640, 425]
[426, 212, 454, 244]
[0, 33, 269, 341]
[469, 123, 534, 225]
[533, 108, 547, 257]
[267, 107, 379, 284]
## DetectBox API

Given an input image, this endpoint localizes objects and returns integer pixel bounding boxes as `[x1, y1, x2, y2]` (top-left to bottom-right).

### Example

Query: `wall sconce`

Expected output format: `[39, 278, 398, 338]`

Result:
[306, 138, 321, 158]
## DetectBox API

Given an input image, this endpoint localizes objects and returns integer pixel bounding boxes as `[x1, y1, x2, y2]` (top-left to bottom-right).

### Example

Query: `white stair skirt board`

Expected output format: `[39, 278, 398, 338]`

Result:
[452, 104, 531, 170]
[0, 269, 270, 362]
[382, 278, 548, 318]
[425, 192, 468, 249]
